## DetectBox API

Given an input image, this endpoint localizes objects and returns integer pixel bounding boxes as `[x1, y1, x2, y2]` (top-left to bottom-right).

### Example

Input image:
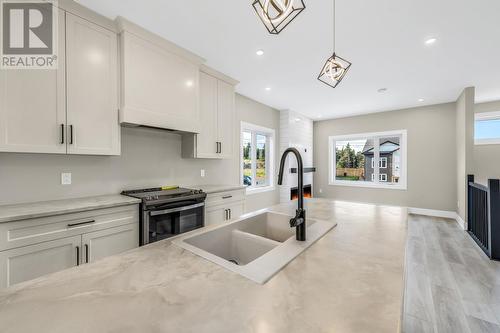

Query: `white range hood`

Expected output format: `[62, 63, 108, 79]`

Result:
[117, 17, 205, 133]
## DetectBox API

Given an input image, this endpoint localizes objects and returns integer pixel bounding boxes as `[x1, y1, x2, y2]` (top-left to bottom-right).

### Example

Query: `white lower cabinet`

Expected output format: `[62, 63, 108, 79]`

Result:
[0, 235, 81, 288]
[205, 189, 246, 226]
[0, 205, 139, 289]
[82, 223, 139, 264]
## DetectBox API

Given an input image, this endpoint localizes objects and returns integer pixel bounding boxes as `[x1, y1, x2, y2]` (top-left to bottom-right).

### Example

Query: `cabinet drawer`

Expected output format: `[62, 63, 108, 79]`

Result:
[206, 189, 245, 207]
[0, 205, 138, 252]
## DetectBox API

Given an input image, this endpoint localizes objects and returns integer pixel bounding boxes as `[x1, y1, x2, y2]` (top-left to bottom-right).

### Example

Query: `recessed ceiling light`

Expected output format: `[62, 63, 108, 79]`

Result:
[425, 37, 437, 45]
[377, 88, 388, 93]
[265, 87, 271, 91]
[418, 98, 425, 102]
[256, 49, 264, 56]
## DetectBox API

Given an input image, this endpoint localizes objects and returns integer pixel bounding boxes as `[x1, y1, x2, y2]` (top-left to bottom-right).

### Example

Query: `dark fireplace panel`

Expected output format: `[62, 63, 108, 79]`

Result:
[290, 184, 312, 201]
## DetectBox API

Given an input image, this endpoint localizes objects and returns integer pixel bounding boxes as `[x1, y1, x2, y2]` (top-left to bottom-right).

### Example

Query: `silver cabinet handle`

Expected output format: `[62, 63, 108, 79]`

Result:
[76, 246, 80, 266]
[222, 195, 232, 199]
[224, 209, 228, 221]
[228, 209, 231, 220]
[219, 142, 222, 154]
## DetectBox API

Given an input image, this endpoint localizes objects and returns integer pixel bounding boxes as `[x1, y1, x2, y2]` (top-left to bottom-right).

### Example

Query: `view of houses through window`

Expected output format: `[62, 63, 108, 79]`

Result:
[241, 122, 275, 190]
[330, 130, 406, 189]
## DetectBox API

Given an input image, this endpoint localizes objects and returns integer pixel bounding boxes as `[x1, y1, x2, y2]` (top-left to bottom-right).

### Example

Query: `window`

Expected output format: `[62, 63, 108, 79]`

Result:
[329, 130, 407, 190]
[380, 157, 387, 169]
[475, 111, 500, 145]
[241, 122, 275, 193]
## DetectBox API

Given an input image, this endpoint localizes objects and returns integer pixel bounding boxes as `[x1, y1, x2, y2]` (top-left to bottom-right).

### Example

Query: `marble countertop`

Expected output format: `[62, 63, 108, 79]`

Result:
[0, 195, 141, 223]
[0, 199, 408, 333]
[190, 184, 247, 194]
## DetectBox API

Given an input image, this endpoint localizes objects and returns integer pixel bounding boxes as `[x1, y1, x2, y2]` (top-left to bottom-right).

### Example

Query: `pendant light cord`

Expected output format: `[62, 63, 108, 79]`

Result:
[333, 0, 336, 52]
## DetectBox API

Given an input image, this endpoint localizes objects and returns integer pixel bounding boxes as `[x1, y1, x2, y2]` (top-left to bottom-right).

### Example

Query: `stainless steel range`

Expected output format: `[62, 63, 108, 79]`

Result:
[121, 187, 206, 245]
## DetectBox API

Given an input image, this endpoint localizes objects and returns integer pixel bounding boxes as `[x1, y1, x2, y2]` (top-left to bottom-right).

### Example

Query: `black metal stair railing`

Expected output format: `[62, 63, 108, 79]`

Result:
[467, 175, 500, 260]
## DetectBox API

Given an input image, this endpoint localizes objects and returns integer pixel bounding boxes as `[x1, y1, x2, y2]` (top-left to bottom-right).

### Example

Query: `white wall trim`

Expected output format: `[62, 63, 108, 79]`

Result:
[455, 214, 466, 230]
[408, 207, 466, 230]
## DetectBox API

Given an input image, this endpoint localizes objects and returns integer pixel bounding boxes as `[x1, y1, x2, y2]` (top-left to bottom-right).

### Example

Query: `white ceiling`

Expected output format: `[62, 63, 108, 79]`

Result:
[78, 0, 500, 120]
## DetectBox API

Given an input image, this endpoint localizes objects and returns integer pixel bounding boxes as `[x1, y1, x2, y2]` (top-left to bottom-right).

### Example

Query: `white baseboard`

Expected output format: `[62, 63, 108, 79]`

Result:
[407, 207, 466, 230]
[455, 214, 466, 230]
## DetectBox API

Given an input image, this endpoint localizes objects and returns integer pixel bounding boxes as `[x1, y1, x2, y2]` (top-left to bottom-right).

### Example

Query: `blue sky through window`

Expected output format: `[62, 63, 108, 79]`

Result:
[475, 119, 500, 140]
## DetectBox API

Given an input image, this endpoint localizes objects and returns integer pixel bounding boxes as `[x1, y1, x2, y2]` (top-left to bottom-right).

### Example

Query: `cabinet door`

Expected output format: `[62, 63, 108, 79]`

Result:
[0, 9, 66, 154]
[196, 72, 219, 158]
[0, 235, 81, 289]
[66, 13, 120, 156]
[81, 223, 138, 264]
[217, 80, 234, 159]
[226, 202, 245, 221]
[206, 207, 225, 226]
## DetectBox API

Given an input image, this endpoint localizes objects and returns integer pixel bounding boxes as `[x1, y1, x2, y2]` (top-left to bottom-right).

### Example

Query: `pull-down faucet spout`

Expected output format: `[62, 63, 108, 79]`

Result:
[277, 148, 306, 241]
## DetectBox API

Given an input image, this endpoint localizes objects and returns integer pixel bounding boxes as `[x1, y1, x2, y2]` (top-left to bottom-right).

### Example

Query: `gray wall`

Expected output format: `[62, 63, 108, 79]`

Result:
[455, 87, 475, 222]
[474, 100, 500, 184]
[313, 103, 458, 211]
[0, 94, 281, 212]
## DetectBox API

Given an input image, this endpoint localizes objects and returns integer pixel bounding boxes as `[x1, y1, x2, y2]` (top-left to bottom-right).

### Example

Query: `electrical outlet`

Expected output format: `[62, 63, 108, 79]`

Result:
[200, 169, 206, 178]
[61, 173, 72, 185]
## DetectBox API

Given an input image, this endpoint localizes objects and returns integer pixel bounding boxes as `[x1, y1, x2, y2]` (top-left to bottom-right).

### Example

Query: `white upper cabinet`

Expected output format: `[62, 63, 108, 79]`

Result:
[196, 72, 219, 158]
[217, 79, 235, 159]
[0, 9, 66, 154]
[66, 12, 120, 155]
[0, 7, 120, 156]
[182, 66, 238, 159]
[118, 18, 204, 133]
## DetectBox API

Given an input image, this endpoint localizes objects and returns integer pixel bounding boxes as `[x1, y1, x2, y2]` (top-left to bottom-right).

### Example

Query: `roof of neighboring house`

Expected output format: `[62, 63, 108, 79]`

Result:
[362, 139, 400, 155]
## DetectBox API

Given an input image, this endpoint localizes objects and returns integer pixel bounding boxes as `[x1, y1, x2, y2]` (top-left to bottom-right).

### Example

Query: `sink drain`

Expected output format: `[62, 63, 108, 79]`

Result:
[228, 259, 240, 265]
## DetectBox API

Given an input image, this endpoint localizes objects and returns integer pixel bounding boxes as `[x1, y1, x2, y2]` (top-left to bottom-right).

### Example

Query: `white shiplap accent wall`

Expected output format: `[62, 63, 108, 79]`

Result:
[279, 110, 314, 203]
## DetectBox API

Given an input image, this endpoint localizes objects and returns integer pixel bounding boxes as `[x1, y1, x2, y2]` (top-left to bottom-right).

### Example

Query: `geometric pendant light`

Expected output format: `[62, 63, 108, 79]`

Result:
[318, 0, 351, 88]
[252, 0, 306, 35]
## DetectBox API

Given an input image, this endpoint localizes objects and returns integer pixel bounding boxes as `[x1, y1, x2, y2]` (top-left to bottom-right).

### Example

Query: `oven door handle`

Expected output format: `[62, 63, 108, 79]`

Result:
[149, 202, 205, 216]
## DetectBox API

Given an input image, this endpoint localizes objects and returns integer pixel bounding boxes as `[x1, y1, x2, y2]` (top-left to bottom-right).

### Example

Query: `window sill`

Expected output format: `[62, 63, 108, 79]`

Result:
[245, 186, 275, 195]
[475, 139, 500, 145]
[329, 180, 407, 191]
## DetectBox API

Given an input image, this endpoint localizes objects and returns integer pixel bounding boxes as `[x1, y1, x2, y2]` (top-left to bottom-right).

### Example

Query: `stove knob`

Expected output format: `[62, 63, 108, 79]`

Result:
[153, 195, 159, 200]
[145, 196, 152, 201]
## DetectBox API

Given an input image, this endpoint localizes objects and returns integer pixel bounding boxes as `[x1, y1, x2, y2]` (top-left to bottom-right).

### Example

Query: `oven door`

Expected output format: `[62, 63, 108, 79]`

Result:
[146, 201, 205, 244]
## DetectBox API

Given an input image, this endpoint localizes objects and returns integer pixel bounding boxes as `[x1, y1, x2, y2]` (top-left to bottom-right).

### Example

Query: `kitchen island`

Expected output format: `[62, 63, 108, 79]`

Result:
[0, 199, 407, 333]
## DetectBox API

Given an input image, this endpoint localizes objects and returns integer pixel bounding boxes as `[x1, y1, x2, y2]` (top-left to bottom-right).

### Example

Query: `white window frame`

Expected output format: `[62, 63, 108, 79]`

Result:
[475, 111, 500, 145]
[328, 130, 407, 190]
[379, 174, 387, 182]
[240, 122, 275, 195]
[379, 157, 387, 169]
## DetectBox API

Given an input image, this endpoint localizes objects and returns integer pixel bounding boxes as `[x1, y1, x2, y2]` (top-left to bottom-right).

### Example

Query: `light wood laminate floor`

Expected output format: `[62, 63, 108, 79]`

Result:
[403, 215, 500, 333]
